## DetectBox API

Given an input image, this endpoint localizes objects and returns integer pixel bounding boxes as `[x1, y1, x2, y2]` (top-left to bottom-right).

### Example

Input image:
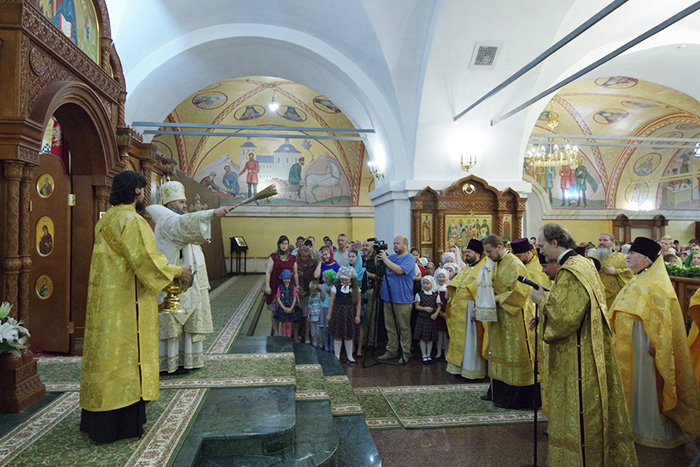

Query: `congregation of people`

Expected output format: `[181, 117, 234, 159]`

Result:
[78, 174, 700, 465]
[262, 227, 700, 465]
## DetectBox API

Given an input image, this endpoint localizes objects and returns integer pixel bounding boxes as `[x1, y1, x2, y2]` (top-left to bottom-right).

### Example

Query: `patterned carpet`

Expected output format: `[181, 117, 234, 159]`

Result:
[0, 275, 547, 466]
[357, 384, 545, 429]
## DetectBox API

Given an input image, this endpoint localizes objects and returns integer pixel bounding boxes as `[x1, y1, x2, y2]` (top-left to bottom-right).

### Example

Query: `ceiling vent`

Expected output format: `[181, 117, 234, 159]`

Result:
[469, 42, 502, 70]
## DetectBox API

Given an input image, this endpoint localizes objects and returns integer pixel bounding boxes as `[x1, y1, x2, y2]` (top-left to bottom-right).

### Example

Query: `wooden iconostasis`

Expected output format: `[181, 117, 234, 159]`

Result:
[410, 175, 526, 264]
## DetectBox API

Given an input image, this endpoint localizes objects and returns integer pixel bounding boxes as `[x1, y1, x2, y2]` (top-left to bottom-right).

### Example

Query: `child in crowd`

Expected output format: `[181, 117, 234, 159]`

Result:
[307, 280, 324, 348]
[274, 269, 300, 337]
[444, 262, 460, 281]
[414, 275, 440, 364]
[348, 250, 367, 358]
[327, 266, 361, 364]
[433, 268, 450, 360]
[319, 269, 337, 352]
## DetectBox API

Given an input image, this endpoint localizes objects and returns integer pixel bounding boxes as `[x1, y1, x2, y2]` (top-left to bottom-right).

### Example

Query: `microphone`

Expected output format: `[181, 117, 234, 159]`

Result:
[517, 275, 549, 292]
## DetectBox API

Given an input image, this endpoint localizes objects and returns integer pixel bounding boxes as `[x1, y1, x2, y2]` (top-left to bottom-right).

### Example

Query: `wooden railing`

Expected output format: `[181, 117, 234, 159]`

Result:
[670, 276, 700, 323]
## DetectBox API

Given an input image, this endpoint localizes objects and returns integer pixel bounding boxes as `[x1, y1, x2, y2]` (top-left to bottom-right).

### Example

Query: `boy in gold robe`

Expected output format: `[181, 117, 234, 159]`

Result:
[80, 171, 192, 443]
[610, 236, 700, 448]
[531, 223, 636, 466]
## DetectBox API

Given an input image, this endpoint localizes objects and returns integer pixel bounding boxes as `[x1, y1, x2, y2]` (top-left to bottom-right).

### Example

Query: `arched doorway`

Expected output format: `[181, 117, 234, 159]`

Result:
[28, 82, 120, 354]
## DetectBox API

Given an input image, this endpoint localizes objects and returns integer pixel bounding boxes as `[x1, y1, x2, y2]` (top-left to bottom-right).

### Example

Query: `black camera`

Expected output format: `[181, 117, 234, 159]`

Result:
[369, 238, 388, 253]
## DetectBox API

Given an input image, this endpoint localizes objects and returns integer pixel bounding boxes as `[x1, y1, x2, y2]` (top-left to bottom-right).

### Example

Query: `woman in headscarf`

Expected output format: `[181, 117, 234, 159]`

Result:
[265, 235, 297, 336]
[685, 250, 700, 268]
[296, 246, 319, 343]
[449, 245, 467, 269]
[314, 245, 340, 285]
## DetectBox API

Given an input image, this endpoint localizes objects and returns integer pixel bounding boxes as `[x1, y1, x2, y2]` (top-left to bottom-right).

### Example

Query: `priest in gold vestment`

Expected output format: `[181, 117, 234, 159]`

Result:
[80, 172, 192, 443]
[511, 238, 550, 368]
[610, 236, 700, 448]
[688, 289, 700, 386]
[531, 223, 636, 466]
[482, 235, 538, 409]
[593, 232, 633, 312]
[445, 239, 487, 379]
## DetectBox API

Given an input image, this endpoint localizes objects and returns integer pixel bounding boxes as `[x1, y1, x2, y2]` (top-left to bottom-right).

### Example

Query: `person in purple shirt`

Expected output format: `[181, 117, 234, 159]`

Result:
[377, 235, 416, 363]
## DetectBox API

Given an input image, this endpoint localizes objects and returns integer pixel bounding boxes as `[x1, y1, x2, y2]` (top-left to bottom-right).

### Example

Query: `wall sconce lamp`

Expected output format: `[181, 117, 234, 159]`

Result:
[368, 160, 384, 179]
[461, 154, 477, 172]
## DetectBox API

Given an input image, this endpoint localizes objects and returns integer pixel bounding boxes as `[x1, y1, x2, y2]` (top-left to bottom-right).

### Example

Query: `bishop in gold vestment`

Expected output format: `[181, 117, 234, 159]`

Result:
[610, 237, 700, 448]
[533, 224, 636, 466]
[483, 235, 538, 409]
[80, 172, 186, 443]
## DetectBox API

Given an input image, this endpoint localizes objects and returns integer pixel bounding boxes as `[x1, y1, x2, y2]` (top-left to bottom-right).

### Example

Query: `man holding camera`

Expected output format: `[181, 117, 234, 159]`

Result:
[377, 236, 415, 363]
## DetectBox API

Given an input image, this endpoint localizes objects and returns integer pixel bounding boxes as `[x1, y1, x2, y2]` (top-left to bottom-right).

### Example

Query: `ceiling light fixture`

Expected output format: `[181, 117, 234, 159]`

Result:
[269, 91, 280, 112]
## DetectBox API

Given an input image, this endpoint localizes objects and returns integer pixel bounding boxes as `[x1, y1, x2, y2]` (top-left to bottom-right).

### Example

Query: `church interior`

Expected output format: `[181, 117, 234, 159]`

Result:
[2, 0, 700, 465]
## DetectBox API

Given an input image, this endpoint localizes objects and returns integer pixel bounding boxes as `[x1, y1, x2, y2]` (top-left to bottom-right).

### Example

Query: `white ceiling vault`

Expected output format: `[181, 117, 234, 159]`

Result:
[106, 0, 700, 193]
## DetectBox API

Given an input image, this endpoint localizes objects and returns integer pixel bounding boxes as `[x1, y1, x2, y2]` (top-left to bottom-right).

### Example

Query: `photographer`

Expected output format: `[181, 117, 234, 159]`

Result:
[377, 236, 415, 363]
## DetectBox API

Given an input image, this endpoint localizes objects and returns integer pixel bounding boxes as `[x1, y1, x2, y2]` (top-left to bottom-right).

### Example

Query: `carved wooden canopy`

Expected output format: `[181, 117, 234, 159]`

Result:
[410, 175, 526, 263]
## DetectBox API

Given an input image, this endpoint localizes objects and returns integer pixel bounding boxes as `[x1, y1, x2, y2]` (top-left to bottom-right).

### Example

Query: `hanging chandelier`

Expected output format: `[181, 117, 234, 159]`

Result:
[525, 141, 580, 168]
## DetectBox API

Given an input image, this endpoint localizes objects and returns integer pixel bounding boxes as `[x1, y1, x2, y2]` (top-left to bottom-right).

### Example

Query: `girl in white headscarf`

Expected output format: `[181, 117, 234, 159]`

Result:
[414, 275, 441, 363]
[433, 268, 450, 360]
[327, 266, 361, 364]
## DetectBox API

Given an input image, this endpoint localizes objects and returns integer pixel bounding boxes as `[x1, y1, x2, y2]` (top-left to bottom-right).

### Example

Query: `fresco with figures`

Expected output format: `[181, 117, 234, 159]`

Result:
[524, 77, 700, 212]
[445, 214, 492, 261]
[28, 0, 100, 64]
[151, 77, 373, 207]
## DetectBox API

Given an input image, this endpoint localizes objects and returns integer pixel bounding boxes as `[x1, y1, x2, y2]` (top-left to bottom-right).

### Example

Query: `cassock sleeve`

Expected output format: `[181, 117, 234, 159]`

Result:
[122, 215, 182, 294]
[541, 269, 589, 343]
[162, 210, 214, 247]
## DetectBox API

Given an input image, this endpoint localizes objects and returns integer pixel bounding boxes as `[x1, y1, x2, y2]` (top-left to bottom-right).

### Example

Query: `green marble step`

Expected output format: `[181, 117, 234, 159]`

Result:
[196, 400, 338, 467]
[171, 386, 297, 467]
[229, 335, 293, 354]
[334, 415, 381, 466]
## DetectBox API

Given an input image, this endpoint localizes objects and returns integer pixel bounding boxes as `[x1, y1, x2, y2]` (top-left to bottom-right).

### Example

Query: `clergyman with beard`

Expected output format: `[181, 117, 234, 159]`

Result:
[146, 181, 229, 374]
[80, 172, 192, 443]
[588, 232, 632, 310]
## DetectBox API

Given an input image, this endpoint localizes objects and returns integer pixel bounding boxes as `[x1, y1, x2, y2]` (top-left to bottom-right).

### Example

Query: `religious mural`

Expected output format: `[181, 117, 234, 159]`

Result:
[36, 174, 55, 198]
[524, 77, 700, 212]
[28, 0, 100, 64]
[152, 77, 371, 207]
[35, 275, 53, 300]
[36, 216, 54, 257]
[445, 214, 492, 260]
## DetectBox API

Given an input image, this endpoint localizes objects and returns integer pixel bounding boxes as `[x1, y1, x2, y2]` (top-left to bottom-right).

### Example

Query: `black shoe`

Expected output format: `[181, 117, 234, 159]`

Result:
[542, 429, 549, 437]
[171, 367, 190, 375]
[479, 394, 491, 401]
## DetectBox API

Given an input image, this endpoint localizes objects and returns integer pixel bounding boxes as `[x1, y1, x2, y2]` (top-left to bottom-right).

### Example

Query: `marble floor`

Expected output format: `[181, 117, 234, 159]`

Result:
[341, 347, 698, 467]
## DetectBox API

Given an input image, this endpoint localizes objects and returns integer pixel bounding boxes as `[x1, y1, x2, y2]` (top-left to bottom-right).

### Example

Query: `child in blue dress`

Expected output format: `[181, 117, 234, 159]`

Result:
[274, 269, 300, 337]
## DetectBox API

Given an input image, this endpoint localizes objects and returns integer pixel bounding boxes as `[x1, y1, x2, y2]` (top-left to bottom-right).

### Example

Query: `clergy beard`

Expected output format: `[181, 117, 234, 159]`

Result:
[135, 200, 146, 212]
[597, 246, 613, 259]
[168, 205, 186, 215]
